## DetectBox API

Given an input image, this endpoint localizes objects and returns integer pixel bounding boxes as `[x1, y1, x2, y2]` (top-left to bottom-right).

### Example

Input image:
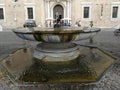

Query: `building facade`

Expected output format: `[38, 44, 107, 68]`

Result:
[0, 0, 120, 29]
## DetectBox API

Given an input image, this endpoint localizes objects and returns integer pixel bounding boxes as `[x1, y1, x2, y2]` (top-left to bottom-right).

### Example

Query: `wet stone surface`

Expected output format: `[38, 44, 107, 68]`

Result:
[0, 46, 114, 84]
[0, 29, 120, 90]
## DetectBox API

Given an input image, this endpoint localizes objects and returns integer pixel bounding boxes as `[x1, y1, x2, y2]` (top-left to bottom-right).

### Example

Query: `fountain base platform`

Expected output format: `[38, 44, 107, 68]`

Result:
[0, 45, 115, 85]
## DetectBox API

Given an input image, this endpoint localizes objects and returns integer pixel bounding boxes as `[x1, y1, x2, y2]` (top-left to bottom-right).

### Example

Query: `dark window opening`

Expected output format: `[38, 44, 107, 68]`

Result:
[27, 7, 33, 19]
[0, 8, 4, 19]
[83, 7, 89, 18]
[112, 6, 118, 18]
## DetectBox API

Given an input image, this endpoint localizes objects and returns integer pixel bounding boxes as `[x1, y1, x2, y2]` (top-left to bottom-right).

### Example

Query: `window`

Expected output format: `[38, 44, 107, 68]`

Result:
[111, 3, 120, 21]
[112, 6, 118, 18]
[25, 3, 35, 20]
[82, 3, 91, 21]
[27, 7, 33, 19]
[0, 8, 4, 19]
[84, 7, 89, 18]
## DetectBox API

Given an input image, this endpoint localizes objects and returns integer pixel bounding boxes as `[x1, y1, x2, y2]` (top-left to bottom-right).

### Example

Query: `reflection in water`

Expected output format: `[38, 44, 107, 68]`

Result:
[0, 46, 114, 84]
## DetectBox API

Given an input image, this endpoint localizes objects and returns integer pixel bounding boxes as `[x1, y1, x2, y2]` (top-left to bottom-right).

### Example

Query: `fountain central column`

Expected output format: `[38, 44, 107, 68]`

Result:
[34, 42, 80, 62]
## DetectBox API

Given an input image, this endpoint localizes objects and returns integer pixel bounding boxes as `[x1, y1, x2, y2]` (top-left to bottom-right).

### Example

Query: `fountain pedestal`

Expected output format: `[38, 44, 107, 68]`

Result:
[34, 43, 80, 62]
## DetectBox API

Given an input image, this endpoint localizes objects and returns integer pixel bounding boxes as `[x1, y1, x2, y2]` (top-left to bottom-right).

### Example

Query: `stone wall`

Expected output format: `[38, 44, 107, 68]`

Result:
[0, 0, 120, 29]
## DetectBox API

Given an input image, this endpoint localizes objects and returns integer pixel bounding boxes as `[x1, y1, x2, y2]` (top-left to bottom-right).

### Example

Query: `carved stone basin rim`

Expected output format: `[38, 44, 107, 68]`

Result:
[13, 27, 100, 42]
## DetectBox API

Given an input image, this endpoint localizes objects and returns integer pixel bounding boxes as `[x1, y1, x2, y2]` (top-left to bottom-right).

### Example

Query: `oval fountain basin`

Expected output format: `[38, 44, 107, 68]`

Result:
[13, 27, 100, 43]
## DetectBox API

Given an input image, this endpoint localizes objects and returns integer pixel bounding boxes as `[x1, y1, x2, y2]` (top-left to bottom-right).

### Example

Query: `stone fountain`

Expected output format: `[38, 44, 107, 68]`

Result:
[13, 27, 100, 62]
[0, 26, 115, 85]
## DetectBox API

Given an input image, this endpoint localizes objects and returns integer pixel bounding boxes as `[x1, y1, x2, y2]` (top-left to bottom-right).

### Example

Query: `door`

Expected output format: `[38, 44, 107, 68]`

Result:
[53, 5, 64, 20]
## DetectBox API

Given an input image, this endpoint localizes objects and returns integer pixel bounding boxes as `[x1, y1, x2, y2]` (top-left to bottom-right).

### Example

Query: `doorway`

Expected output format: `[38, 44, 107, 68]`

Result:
[53, 5, 64, 20]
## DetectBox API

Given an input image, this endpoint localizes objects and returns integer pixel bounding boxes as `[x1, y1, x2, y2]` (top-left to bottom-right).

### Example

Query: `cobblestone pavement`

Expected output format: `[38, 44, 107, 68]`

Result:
[0, 28, 120, 90]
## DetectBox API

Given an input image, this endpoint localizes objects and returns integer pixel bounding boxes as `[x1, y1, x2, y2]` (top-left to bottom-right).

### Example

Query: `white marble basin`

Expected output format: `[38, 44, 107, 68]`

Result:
[13, 27, 100, 43]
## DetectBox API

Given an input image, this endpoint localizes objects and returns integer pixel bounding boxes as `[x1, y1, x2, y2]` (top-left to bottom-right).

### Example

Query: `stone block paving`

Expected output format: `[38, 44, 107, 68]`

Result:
[0, 28, 120, 90]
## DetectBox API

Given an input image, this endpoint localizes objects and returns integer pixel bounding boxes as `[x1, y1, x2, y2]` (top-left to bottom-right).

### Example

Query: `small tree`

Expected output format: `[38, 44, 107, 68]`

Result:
[89, 21, 93, 28]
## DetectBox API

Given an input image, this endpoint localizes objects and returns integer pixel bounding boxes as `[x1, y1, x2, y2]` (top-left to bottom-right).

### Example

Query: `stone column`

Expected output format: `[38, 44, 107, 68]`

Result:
[45, 0, 50, 27]
[69, 0, 71, 19]
[66, 0, 70, 18]
[47, 0, 50, 18]
[66, 0, 71, 25]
